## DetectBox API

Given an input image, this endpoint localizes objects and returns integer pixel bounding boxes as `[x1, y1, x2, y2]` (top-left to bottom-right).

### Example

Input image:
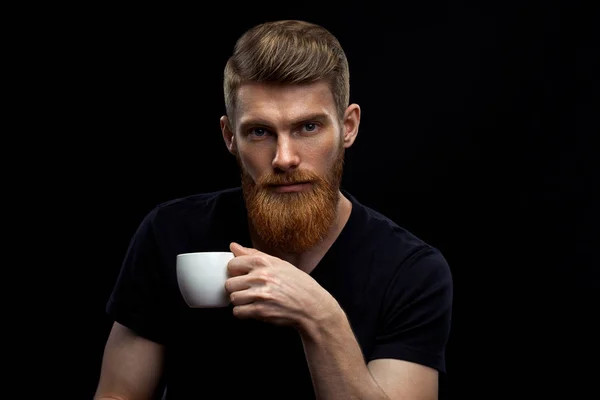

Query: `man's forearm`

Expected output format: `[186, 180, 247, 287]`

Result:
[298, 303, 390, 400]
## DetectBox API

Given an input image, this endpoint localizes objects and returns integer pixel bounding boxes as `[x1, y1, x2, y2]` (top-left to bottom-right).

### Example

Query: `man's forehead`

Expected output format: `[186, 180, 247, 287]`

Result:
[235, 81, 336, 124]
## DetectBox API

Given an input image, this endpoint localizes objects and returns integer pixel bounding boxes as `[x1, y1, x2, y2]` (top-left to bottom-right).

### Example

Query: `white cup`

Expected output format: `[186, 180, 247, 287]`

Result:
[176, 251, 235, 308]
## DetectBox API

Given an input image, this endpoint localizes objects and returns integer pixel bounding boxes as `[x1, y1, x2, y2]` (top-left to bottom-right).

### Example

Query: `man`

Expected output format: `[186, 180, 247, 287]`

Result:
[95, 20, 453, 400]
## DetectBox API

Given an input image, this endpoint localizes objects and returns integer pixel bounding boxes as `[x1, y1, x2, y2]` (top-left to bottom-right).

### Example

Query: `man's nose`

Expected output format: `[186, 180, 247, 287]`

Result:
[272, 136, 300, 171]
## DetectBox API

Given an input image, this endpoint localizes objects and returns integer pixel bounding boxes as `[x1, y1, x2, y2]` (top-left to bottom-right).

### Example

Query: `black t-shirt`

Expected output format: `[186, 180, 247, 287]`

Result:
[106, 187, 453, 399]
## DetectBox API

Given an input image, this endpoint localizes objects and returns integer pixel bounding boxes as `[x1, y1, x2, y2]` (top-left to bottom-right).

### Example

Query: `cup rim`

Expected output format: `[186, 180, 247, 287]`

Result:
[177, 251, 234, 257]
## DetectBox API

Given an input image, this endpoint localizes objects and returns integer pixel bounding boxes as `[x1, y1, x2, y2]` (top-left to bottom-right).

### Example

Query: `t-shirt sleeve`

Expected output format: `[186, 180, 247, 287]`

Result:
[368, 247, 453, 373]
[106, 207, 170, 345]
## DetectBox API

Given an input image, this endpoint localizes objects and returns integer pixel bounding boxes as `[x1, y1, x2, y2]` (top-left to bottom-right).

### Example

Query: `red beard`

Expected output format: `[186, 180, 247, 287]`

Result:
[239, 147, 344, 254]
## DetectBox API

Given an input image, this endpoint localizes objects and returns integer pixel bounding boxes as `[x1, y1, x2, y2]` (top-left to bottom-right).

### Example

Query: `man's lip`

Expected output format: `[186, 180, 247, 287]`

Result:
[271, 181, 310, 186]
[269, 182, 312, 192]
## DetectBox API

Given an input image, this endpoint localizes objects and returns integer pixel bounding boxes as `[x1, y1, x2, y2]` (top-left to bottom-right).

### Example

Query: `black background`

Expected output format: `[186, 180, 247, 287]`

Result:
[43, 1, 597, 398]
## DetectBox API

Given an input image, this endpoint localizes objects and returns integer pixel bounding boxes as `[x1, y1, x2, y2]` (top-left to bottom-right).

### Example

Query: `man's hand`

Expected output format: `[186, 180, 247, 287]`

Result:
[224, 242, 337, 332]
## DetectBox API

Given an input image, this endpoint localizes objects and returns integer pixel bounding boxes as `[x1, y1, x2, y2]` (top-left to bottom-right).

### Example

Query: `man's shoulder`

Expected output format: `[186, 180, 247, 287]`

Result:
[347, 193, 426, 246]
[157, 186, 241, 208]
[345, 191, 447, 268]
[147, 186, 244, 223]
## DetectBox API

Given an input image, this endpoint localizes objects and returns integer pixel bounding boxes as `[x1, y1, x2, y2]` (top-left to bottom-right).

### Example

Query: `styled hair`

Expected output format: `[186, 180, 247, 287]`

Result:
[223, 20, 350, 125]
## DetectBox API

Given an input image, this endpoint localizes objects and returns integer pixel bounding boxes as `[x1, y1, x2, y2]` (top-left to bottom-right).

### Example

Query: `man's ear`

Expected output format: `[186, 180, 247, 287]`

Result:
[342, 104, 361, 149]
[220, 115, 236, 155]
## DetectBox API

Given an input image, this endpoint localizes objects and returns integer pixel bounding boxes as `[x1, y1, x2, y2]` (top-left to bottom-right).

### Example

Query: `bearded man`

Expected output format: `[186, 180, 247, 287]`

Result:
[95, 20, 453, 400]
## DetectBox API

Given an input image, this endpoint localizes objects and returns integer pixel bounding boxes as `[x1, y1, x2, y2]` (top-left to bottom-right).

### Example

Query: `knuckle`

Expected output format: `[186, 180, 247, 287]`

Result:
[258, 305, 275, 319]
[251, 255, 267, 267]
[257, 286, 274, 301]
[256, 271, 269, 282]
[256, 268, 273, 280]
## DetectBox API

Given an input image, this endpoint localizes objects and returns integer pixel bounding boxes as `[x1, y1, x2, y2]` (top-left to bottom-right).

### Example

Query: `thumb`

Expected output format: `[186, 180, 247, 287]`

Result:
[230, 242, 259, 257]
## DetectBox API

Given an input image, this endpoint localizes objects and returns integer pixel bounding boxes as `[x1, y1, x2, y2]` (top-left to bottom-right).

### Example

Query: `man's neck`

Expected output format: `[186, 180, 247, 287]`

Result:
[248, 191, 352, 274]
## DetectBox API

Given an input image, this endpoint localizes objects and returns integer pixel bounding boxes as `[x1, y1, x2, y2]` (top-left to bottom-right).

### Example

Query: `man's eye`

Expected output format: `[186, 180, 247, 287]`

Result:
[250, 128, 267, 137]
[304, 123, 317, 132]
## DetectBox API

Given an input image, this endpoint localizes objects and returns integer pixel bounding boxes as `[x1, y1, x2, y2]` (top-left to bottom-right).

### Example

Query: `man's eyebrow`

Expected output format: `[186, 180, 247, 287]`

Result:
[288, 113, 330, 125]
[238, 118, 273, 130]
[239, 113, 330, 130]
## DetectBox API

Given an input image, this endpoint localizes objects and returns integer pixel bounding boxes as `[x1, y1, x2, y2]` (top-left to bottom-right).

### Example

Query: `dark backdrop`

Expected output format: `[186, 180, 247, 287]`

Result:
[63, 1, 597, 398]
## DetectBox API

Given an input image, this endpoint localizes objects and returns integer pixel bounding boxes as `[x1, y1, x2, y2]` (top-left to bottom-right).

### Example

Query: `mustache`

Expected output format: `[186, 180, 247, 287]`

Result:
[257, 170, 321, 186]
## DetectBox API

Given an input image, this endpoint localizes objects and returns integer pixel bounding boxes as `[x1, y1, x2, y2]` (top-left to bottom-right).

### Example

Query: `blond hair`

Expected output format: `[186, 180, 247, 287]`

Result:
[223, 20, 350, 125]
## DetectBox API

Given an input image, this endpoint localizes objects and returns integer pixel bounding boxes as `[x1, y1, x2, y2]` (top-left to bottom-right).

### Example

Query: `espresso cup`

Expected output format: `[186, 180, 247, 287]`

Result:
[176, 251, 234, 308]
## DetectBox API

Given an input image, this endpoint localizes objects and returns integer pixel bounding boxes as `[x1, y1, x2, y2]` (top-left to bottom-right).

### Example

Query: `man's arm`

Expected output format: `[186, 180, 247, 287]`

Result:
[94, 322, 166, 400]
[225, 243, 448, 399]
[299, 304, 438, 400]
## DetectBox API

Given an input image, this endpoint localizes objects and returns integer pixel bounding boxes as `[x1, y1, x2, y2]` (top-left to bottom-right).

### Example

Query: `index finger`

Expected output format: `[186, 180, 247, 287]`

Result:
[226, 256, 254, 277]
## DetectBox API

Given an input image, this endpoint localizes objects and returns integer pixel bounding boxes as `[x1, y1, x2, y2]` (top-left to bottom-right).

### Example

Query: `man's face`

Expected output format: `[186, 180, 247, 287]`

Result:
[228, 81, 346, 254]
